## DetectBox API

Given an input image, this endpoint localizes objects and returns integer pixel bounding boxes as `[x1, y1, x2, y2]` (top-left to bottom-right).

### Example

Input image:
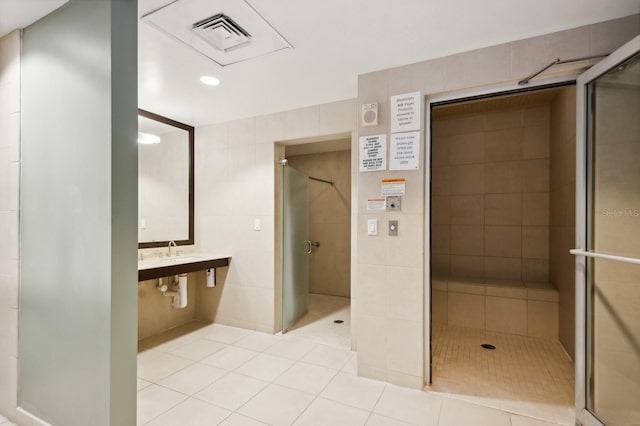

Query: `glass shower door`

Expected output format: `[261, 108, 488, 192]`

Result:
[574, 36, 640, 426]
[282, 165, 309, 333]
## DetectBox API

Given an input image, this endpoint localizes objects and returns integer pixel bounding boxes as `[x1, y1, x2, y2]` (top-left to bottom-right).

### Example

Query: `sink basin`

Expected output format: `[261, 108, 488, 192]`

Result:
[137, 253, 232, 281]
[160, 256, 200, 263]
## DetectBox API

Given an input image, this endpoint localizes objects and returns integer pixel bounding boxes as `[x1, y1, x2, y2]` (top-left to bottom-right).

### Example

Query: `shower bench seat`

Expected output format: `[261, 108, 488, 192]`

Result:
[432, 279, 559, 339]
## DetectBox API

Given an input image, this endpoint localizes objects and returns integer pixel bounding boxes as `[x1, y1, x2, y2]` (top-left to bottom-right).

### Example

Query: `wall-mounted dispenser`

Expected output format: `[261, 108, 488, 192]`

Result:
[207, 268, 216, 287]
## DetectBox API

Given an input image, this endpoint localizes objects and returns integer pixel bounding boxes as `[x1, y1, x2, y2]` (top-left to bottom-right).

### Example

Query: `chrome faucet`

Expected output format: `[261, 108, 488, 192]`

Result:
[168, 240, 177, 257]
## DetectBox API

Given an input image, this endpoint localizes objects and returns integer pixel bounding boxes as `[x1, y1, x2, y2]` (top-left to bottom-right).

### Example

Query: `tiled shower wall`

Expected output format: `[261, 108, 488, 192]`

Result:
[194, 100, 358, 334]
[431, 104, 551, 283]
[357, 15, 638, 388]
[549, 86, 577, 359]
[288, 150, 352, 297]
[0, 30, 27, 423]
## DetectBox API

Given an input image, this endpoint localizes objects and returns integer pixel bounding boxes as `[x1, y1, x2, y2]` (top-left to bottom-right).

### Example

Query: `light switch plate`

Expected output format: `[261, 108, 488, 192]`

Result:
[367, 219, 378, 236]
[389, 220, 398, 236]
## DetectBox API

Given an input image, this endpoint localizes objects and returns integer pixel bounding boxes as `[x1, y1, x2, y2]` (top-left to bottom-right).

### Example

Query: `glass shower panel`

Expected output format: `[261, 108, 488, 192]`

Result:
[586, 51, 640, 426]
[282, 165, 309, 332]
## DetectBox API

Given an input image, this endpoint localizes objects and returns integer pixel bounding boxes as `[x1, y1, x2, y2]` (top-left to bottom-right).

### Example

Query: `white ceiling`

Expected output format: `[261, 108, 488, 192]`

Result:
[3, 1, 639, 128]
[0, 0, 68, 38]
[139, 0, 639, 127]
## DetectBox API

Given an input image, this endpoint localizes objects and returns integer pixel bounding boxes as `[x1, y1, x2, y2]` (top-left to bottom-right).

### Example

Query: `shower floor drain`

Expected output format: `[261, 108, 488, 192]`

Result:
[333, 320, 344, 324]
[481, 343, 496, 350]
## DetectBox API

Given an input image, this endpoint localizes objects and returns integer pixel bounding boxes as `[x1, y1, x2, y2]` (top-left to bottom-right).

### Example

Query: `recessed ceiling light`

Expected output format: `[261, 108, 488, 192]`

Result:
[200, 75, 220, 86]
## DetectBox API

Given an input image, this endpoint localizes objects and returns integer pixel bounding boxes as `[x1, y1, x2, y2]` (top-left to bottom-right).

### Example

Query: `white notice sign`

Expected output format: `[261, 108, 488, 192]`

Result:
[359, 134, 387, 172]
[390, 131, 420, 170]
[381, 178, 406, 196]
[367, 198, 387, 211]
[390, 92, 421, 133]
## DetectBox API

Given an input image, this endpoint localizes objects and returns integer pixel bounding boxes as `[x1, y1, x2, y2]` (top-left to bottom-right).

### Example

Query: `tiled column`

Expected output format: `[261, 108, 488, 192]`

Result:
[0, 30, 30, 424]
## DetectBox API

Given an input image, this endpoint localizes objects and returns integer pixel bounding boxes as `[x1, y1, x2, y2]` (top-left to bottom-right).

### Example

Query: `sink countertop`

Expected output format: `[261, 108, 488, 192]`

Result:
[137, 253, 231, 281]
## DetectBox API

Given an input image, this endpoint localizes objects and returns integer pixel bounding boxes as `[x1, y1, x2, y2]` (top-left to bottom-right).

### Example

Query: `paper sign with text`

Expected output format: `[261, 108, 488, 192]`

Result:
[390, 131, 420, 170]
[359, 134, 387, 172]
[381, 178, 406, 196]
[390, 92, 420, 133]
[367, 198, 387, 211]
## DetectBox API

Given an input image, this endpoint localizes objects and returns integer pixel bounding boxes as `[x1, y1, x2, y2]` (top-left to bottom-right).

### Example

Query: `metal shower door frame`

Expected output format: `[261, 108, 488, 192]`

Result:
[573, 35, 640, 426]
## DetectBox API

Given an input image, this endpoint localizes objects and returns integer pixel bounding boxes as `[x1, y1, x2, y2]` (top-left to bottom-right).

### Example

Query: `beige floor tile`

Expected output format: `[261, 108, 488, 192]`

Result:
[138, 322, 206, 352]
[233, 332, 282, 352]
[373, 384, 443, 426]
[365, 414, 413, 425]
[235, 353, 295, 382]
[219, 413, 268, 425]
[294, 397, 370, 426]
[447, 389, 502, 410]
[307, 294, 350, 317]
[439, 397, 511, 426]
[158, 363, 228, 395]
[138, 352, 193, 382]
[510, 414, 561, 426]
[200, 346, 260, 371]
[145, 397, 231, 426]
[194, 372, 268, 411]
[137, 348, 164, 364]
[275, 361, 338, 395]
[286, 294, 351, 349]
[169, 338, 227, 361]
[196, 324, 252, 344]
[150, 332, 201, 353]
[500, 397, 571, 424]
[238, 384, 314, 426]
[265, 337, 317, 360]
[321, 372, 385, 411]
[301, 344, 352, 370]
[137, 384, 188, 425]
[431, 324, 574, 421]
[131, 302, 579, 426]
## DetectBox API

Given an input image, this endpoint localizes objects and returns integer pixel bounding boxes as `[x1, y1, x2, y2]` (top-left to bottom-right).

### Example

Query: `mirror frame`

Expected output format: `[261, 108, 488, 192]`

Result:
[138, 109, 195, 249]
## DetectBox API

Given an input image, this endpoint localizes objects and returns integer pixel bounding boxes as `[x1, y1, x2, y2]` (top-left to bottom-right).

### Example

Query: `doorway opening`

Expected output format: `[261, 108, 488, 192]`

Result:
[429, 85, 577, 422]
[280, 138, 352, 349]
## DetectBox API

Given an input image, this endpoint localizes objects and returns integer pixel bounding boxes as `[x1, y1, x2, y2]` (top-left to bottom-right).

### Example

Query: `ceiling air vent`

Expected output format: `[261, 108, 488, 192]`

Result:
[141, 0, 293, 67]
[192, 13, 251, 52]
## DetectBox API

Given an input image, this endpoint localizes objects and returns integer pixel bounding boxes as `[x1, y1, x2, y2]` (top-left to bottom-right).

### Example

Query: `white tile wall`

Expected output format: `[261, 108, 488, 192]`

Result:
[0, 30, 40, 426]
[0, 30, 18, 423]
[357, 15, 637, 388]
[195, 99, 357, 335]
[0, 17, 636, 425]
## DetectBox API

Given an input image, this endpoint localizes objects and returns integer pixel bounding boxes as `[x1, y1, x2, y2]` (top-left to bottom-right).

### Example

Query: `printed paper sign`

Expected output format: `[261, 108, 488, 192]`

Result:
[390, 92, 421, 133]
[367, 198, 387, 211]
[381, 178, 406, 196]
[359, 134, 387, 172]
[390, 131, 420, 170]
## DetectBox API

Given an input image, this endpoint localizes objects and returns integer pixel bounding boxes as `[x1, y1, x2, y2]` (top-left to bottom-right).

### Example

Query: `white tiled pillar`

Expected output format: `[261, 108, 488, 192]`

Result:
[0, 30, 30, 424]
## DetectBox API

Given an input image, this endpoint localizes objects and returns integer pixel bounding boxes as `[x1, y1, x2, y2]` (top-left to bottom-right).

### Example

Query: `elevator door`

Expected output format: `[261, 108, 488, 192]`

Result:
[573, 36, 640, 426]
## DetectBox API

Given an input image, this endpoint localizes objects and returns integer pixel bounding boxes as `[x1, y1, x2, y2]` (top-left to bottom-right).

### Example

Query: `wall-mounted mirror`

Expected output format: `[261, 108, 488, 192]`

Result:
[138, 109, 194, 248]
